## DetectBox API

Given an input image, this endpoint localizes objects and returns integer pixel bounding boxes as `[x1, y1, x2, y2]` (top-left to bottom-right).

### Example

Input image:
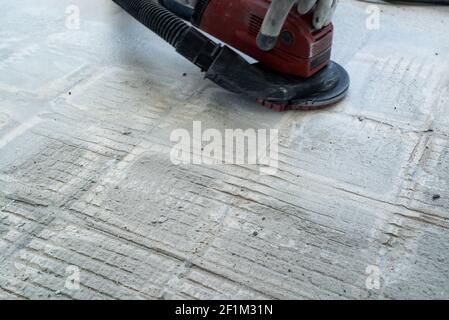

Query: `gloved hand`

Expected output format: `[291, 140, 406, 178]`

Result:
[171, 0, 337, 30]
[169, 0, 338, 50]
[297, 0, 338, 29]
[257, 0, 338, 51]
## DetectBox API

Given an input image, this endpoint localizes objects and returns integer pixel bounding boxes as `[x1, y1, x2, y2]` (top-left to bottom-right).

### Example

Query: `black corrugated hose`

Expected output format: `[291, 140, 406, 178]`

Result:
[158, 0, 194, 20]
[113, 0, 221, 71]
[113, 0, 190, 48]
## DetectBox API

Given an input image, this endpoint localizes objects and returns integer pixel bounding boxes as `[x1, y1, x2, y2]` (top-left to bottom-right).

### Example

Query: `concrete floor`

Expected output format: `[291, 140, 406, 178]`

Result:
[1, 0, 449, 299]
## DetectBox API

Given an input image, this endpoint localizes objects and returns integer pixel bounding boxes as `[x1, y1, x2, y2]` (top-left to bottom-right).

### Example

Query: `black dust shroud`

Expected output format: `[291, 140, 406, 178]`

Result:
[112, 0, 350, 111]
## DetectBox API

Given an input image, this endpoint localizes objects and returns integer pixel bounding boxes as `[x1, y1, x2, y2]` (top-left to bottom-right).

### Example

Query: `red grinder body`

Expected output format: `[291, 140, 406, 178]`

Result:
[193, 0, 333, 77]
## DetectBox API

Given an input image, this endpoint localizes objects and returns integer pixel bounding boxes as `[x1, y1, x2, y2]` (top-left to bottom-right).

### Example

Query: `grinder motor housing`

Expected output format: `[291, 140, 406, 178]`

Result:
[191, 0, 334, 77]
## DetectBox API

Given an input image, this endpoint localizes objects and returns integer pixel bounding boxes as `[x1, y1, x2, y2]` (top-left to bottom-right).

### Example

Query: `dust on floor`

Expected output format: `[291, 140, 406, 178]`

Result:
[0, 0, 448, 299]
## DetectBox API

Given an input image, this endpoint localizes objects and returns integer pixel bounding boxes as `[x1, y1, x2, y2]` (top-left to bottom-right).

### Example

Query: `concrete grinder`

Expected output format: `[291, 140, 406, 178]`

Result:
[112, 0, 350, 111]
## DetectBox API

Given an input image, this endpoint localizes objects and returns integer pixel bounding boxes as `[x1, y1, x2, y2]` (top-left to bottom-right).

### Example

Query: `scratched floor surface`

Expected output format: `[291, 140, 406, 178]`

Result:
[0, 0, 449, 299]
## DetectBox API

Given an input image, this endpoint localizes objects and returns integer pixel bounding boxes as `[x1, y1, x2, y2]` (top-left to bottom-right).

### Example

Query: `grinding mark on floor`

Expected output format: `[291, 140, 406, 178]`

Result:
[400, 136, 449, 220]
[0, 116, 43, 150]
[1, 0, 449, 300]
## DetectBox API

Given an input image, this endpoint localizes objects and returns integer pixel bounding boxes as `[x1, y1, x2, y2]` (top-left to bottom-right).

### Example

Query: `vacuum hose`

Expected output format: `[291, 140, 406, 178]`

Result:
[158, 0, 194, 21]
[113, 0, 221, 71]
[113, 0, 190, 47]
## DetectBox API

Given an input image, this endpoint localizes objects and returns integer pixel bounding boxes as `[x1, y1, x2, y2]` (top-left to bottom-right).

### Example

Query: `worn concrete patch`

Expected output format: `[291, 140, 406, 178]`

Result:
[278, 112, 418, 201]
[399, 136, 449, 221]
[0, 47, 86, 95]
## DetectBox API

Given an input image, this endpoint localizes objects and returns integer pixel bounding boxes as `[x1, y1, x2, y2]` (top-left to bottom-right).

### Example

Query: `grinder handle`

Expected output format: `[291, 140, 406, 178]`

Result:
[257, 0, 297, 51]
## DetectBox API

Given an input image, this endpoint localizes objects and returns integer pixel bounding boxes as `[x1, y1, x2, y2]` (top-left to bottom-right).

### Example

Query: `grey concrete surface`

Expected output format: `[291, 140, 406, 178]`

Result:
[1, 0, 449, 299]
